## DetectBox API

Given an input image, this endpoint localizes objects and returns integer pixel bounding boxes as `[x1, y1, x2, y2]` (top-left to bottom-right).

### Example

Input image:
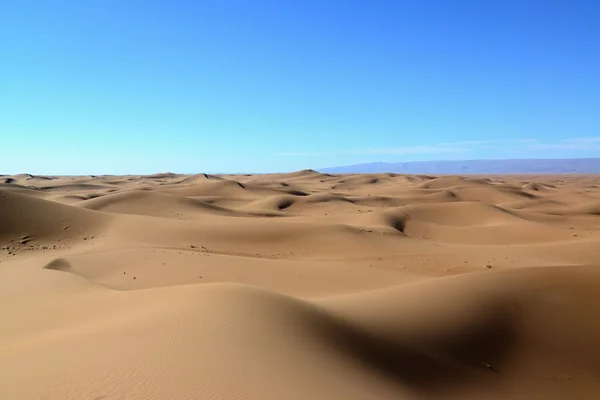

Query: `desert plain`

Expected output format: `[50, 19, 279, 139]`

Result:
[2, 170, 600, 399]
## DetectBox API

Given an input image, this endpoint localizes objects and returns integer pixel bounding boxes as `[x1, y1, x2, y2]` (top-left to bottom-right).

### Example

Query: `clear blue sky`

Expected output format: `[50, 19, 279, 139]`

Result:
[1, 0, 599, 174]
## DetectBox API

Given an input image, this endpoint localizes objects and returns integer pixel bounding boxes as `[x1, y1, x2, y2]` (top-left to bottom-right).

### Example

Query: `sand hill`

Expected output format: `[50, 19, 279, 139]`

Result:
[2, 172, 600, 399]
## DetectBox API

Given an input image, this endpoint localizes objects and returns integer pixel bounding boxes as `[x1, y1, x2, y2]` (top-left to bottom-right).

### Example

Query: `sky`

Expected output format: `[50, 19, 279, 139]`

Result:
[1, 0, 599, 174]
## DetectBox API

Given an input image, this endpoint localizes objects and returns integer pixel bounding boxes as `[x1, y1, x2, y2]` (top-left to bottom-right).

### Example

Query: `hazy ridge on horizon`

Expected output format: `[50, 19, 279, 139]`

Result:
[319, 157, 600, 175]
[4, 157, 600, 177]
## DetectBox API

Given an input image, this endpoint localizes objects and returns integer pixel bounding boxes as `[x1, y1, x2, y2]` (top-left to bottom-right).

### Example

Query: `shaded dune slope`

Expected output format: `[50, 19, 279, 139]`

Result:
[243, 193, 355, 212]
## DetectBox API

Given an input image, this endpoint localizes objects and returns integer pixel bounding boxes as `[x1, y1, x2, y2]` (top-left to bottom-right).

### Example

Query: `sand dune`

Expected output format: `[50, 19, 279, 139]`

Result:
[76, 189, 238, 218]
[159, 178, 284, 198]
[242, 193, 356, 213]
[2, 172, 600, 399]
[0, 189, 111, 243]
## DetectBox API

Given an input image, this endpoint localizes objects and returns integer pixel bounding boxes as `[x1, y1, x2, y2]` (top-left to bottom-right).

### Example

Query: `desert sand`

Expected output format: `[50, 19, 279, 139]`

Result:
[2, 171, 600, 399]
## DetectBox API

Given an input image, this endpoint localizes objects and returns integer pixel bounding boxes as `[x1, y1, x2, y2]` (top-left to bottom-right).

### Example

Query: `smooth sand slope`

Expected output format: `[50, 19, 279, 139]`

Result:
[2, 172, 600, 399]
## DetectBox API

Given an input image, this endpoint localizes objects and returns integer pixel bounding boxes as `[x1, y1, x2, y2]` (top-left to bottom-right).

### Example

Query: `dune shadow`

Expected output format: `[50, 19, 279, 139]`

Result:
[322, 299, 518, 395]
[43, 258, 72, 271]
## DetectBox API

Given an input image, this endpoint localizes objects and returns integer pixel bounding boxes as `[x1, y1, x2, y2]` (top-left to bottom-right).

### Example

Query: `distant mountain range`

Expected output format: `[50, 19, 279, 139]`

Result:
[319, 158, 600, 174]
